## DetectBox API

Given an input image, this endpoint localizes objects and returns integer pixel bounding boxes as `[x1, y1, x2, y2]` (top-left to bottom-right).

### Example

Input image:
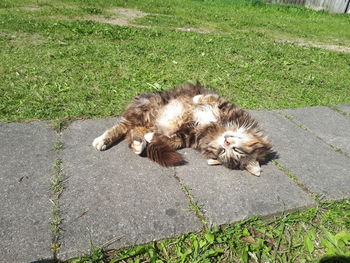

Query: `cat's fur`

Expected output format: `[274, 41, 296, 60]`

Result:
[92, 82, 272, 176]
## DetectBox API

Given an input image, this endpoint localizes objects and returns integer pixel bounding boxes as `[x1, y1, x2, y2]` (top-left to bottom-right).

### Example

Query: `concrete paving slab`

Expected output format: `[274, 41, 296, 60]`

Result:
[335, 104, 350, 114]
[250, 110, 350, 200]
[282, 106, 350, 154]
[0, 122, 56, 263]
[59, 118, 201, 260]
[176, 149, 314, 226]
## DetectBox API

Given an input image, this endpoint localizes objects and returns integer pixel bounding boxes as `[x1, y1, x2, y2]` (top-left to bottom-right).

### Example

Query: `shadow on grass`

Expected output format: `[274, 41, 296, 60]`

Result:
[319, 256, 350, 263]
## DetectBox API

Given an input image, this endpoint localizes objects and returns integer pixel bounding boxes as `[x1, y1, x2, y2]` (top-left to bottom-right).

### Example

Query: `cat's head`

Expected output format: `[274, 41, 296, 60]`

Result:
[198, 119, 272, 176]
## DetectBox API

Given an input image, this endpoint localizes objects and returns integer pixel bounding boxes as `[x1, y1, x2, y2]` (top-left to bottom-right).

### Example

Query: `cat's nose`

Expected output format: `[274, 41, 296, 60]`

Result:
[223, 140, 230, 146]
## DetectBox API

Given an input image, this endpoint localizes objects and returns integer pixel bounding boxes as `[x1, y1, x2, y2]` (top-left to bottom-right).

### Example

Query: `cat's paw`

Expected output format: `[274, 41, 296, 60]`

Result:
[144, 132, 154, 143]
[193, 95, 203, 104]
[92, 135, 108, 151]
[207, 159, 222, 165]
[131, 140, 146, 155]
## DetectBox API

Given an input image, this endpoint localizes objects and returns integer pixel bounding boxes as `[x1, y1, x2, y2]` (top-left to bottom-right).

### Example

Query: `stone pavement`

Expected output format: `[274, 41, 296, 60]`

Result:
[0, 105, 349, 262]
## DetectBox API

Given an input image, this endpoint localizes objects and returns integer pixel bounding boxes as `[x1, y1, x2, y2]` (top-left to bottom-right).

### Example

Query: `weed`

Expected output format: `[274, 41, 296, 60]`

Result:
[282, 113, 308, 130]
[70, 246, 106, 263]
[328, 105, 350, 117]
[50, 119, 72, 132]
[182, 185, 208, 228]
[51, 157, 63, 256]
[173, 170, 208, 228]
[51, 133, 64, 257]
[66, 199, 350, 262]
[54, 141, 63, 152]
[272, 159, 315, 200]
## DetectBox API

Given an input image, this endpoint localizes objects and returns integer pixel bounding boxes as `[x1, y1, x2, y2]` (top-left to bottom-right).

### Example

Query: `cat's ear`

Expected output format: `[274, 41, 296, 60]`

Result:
[207, 159, 222, 166]
[246, 161, 261, 176]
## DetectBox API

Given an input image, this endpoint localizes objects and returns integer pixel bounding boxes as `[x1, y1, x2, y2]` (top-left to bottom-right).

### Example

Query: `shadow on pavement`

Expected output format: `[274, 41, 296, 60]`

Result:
[261, 150, 279, 165]
[28, 259, 62, 263]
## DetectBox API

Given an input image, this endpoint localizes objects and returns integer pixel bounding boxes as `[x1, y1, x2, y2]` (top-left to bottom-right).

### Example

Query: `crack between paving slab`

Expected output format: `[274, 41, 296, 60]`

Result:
[271, 160, 317, 201]
[280, 112, 350, 160]
[49, 123, 65, 261]
[328, 105, 350, 117]
[172, 167, 209, 229]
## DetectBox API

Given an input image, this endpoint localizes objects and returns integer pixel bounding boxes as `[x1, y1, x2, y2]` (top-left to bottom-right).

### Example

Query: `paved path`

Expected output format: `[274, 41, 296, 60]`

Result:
[0, 105, 349, 262]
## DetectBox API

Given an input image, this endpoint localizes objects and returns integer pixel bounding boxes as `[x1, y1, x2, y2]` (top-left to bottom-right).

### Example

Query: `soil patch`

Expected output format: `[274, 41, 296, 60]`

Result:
[58, 8, 213, 33]
[177, 27, 213, 34]
[2, 32, 46, 46]
[90, 8, 149, 27]
[20, 7, 41, 11]
[280, 39, 350, 53]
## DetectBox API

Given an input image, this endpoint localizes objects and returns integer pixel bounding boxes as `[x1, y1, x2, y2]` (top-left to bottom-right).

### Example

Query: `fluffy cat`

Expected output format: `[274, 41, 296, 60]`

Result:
[92, 82, 272, 176]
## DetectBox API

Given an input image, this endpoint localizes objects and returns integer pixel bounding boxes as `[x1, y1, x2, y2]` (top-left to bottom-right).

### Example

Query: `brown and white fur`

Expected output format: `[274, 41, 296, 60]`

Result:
[92, 82, 272, 176]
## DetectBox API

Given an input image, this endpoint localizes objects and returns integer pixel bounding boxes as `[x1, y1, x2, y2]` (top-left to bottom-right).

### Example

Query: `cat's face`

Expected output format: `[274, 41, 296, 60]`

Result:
[199, 123, 271, 176]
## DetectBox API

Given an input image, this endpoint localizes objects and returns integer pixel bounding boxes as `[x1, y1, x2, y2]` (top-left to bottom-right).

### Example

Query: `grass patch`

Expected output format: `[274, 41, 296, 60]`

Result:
[51, 157, 63, 256]
[68, 199, 350, 263]
[329, 105, 350, 117]
[282, 113, 308, 130]
[50, 118, 73, 132]
[51, 134, 64, 258]
[1, 0, 350, 122]
[182, 185, 209, 228]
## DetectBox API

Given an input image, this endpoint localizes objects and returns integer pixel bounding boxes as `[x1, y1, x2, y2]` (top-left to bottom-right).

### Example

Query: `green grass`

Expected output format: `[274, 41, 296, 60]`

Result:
[69, 199, 350, 263]
[1, 2, 349, 261]
[1, 0, 350, 122]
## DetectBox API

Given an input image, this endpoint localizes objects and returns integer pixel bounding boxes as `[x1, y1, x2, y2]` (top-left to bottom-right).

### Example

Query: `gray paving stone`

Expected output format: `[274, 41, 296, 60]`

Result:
[0, 122, 56, 263]
[59, 118, 201, 260]
[282, 106, 350, 154]
[336, 104, 350, 114]
[176, 149, 314, 226]
[250, 110, 350, 200]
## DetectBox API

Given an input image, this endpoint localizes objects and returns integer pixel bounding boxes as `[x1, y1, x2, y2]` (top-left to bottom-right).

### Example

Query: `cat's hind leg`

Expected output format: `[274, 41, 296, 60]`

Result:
[92, 118, 129, 151]
[193, 94, 220, 105]
[127, 126, 151, 155]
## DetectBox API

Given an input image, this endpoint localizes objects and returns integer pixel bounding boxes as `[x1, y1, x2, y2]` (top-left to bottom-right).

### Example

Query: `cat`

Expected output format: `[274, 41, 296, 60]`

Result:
[92, 82, 272, 176]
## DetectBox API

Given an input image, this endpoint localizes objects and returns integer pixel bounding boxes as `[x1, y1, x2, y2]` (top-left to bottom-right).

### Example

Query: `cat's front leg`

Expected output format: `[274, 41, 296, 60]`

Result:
[199, 146, 222, 166]
[128, 127, 153, 155]
[207, 159, 222, 165]
[92, 133, 108, 151]
[92, 118, 129, 151]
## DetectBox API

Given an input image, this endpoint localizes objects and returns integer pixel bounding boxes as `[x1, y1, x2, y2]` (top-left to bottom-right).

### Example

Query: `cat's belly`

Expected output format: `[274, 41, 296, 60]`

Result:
[192, 105, 218, 125]
[156, 99, 187, 136]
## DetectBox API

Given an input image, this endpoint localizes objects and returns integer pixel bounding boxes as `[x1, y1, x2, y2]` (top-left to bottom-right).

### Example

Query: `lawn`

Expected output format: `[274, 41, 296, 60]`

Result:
[1, 0, 350, 122]
[1, 1, 350, 262]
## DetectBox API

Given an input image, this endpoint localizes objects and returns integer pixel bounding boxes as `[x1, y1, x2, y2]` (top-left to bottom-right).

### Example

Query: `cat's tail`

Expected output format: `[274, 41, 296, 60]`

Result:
[147, 136, 184, 167]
